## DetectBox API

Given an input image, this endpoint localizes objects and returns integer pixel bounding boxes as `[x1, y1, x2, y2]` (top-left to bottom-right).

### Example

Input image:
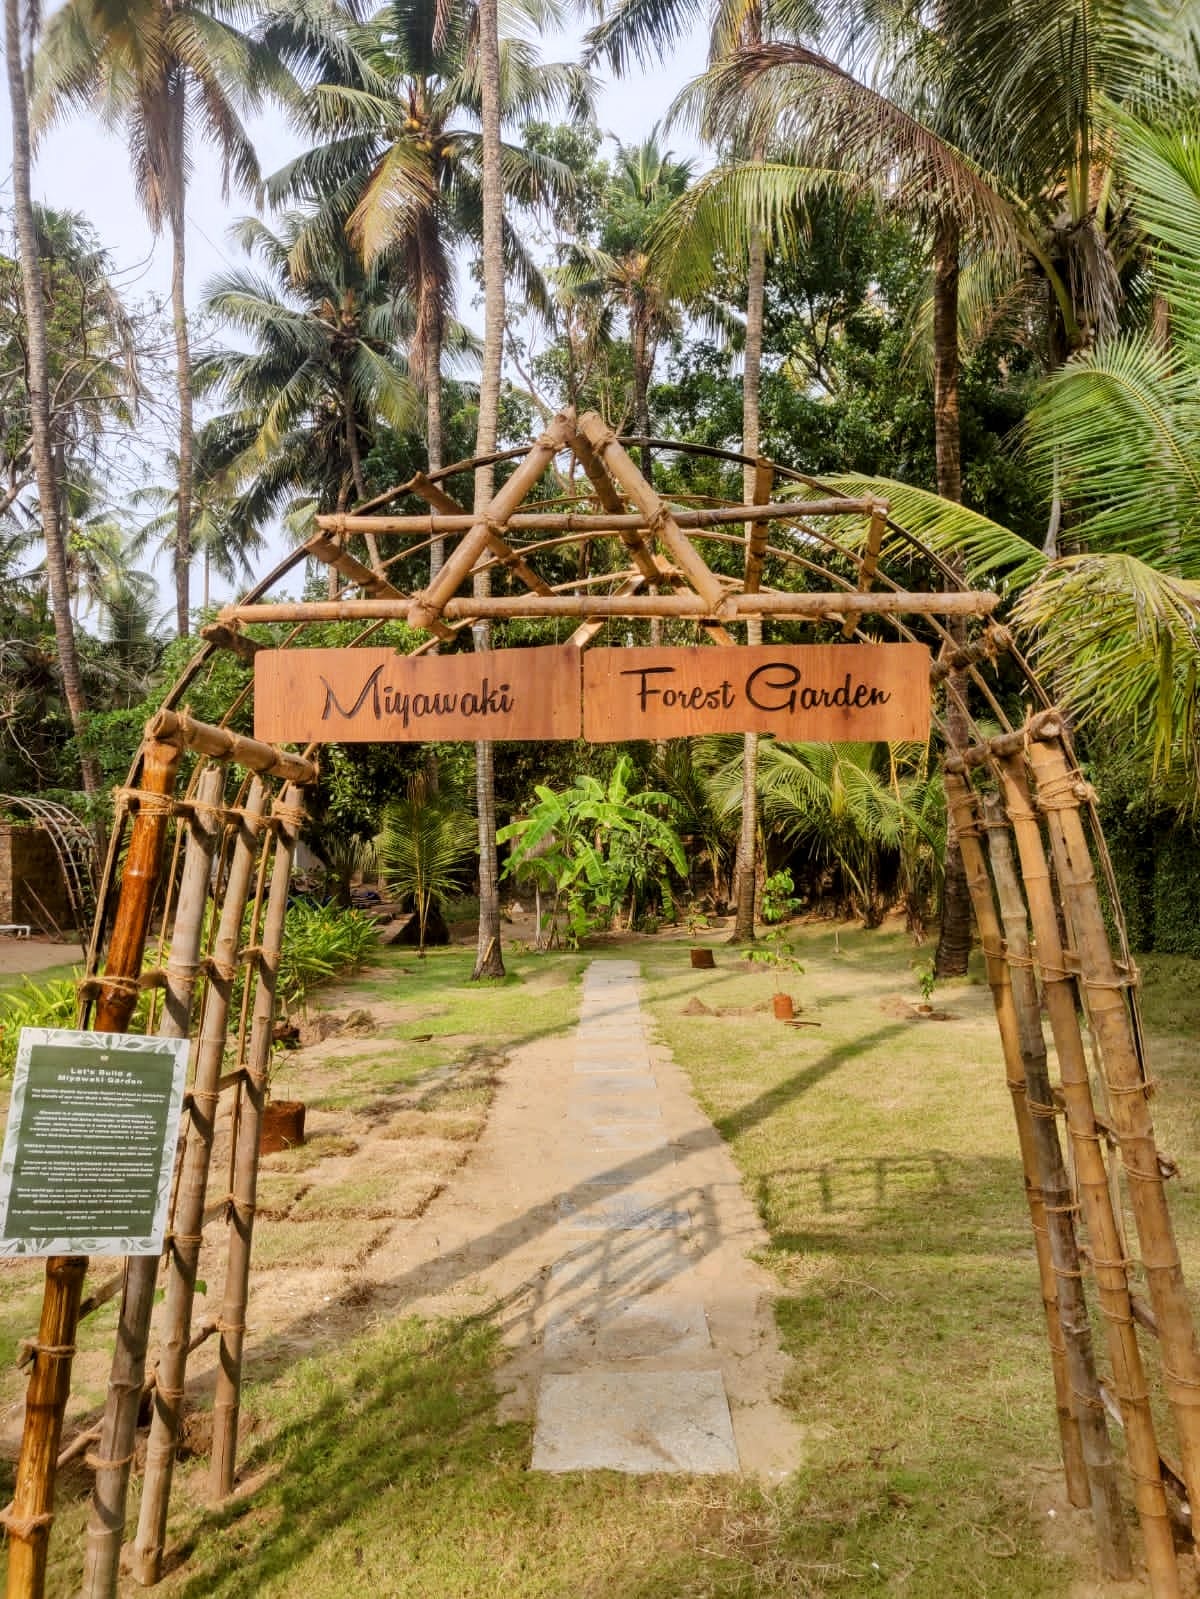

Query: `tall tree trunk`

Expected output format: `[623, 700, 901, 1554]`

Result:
[731, 222, 766, 941]
[169, 167, 193, 638]
[427, 321, 445, 582]
[931, 215, 972, 978]
[343, 382, 382, 571]
[5, 0, 99, 794]
[632, 311, 651, 480]
[471, 0, 505, 981]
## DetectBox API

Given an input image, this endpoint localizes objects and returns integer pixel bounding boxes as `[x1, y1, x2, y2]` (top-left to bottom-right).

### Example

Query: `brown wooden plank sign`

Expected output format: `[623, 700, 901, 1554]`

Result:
[254, 645, 583, 743]
[583, 643, 930, 743]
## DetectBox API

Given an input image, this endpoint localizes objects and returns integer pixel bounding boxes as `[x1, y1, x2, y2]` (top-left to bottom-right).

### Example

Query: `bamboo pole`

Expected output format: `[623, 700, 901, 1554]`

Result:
[408, 411, 575, 628]
[221, 590, 998, 628]
[842, 504, 888, 639]
[2, 1257, 88, 1599]
[569, 430, 669, 585]
[2, 735, 182, 1599]
[1027, 725, 1200, 1516]
[991, 748, 1180, 1599]
[144, 710, 317, 786]
[317, 497, 878, 535]
[94, 738, 184, 1032]
[945, 775, 1128, 1569]
[576, 413, 728, 611]
[208, 783, 305, 1500]
[944, 778, 1093, 1503]
[129, 779, 268, 1586]
[80, 764, 225, 1599]
[406, 472, 556, 596]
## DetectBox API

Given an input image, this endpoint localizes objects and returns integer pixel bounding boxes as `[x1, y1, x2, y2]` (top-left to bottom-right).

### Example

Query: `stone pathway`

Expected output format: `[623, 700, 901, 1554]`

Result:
[362, 956, 801, 1481]
[531, 960, 739, 1473]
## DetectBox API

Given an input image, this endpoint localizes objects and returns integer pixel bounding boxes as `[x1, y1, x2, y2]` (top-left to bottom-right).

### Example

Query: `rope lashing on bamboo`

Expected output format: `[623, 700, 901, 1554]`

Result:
[111, 786, 177, 816]
[183, 1087, 222, 1108]
[16, 1339, 76, 1368]
[1161, 1364, 1200, 1395]
[205, 955, 239, 982]
[1035, 771, 1099, 811]
[83, 1450, 136, 1472]
[1107, 1077, 1159, 1098]
[173, 797, 226, 828]
[268, 802, 309, 832]
[1027, 1099, 1063, 1120]
[215, 1319, 246, 1334]
[0, 1507, 55, 1537]
[1070, 1387, 1109, 1412]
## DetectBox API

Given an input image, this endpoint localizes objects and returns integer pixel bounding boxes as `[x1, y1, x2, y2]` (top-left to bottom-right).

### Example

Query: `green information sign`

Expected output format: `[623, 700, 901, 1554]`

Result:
[0, 1027, 189, 1257]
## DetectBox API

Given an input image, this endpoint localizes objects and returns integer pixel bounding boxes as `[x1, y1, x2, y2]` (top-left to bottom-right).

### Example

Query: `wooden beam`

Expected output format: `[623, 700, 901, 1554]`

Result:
[842, 502, 889, 639]
[303, 534, 456, 643]
[198, 622, 262, 665]
[745, 459, 775, 595]
[567, 574, 645, 647]
[570, 430, 667, 585]
[405, 472, 555, 596]
[145, 709, 318, 786]
[317, 498, 876, 537]
[407, 410, 575, 627]
[222, 589, 999, 628]
[576, 412, 729, 610]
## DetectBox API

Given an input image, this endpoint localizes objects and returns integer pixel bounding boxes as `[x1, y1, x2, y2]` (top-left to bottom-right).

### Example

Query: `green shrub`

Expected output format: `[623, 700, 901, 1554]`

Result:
[0, 976, 79, 1077]
[1152, 830, 1200, 958]
[277, 902, 379, 1014]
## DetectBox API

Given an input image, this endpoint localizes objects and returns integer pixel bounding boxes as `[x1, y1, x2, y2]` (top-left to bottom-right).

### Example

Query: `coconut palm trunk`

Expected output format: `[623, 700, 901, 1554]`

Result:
[342, 380, 383, 571]
[426, 321, 444, 578]
[5, 0, 99, 794]
[167, 111, 194, 639]
[931, 214, 972, 977]
[471, 0, 506, 981]
[731, 219, 766, 941]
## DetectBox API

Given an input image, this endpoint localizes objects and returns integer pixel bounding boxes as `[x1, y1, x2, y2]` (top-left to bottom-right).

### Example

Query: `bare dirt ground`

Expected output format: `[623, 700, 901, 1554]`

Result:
[0, 936, 83, 975]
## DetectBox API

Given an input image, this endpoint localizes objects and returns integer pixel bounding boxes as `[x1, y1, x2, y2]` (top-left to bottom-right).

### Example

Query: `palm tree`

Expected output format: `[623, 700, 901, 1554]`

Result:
[3, 10, 100, 791]
[587, 0, 780, 943]
[559, 130, 694, 452]
[33, 0, 286, 636]
[804, 90, 1200, 809]
[130, 440, 266, 614]
[195, 213, 418, 586]
[269, 0, 586, 577]
[472, 0, 507, 979]
[668, 0, 1179, 964]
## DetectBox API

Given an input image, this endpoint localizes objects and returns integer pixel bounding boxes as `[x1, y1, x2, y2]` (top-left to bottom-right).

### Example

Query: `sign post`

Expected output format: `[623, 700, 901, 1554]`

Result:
[0, 1028, 189, 1258]
[253, 641, 931, 746]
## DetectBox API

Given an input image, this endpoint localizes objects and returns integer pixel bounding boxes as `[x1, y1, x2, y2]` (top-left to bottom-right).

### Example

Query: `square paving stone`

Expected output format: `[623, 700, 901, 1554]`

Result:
[570, 1099, 662, 1124]
[558, 1188, 691, 1233]
[531, 1369, 739, 1474]
[582, 1125, 669, 1152]
[570, 1072, 657, 1094]
[543, 1296, 711, 1361]
[574, 1055, 653, 1075]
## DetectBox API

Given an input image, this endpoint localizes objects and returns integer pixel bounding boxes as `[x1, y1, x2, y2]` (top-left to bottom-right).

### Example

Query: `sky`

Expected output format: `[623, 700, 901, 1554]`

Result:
[0, 15, 712, 615]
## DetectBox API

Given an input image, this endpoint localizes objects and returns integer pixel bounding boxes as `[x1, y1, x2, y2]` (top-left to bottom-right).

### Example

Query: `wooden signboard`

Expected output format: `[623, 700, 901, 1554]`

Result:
[254, 645, 583, 744]
[582, 643, 931, 743]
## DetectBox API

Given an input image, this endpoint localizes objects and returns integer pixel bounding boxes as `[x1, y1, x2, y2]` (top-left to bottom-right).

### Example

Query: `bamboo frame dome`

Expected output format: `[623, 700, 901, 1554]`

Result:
[6, 410, 1200, 1599]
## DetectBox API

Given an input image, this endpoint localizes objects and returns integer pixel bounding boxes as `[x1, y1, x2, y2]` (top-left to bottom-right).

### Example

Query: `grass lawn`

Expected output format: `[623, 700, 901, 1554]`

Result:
[0, 960, 78, 996]
[6, 928, 1199, 1596]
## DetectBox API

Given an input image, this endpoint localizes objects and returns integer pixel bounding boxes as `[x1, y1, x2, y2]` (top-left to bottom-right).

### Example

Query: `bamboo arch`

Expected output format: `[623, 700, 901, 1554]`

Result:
[3, 407, 1198, 1599]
